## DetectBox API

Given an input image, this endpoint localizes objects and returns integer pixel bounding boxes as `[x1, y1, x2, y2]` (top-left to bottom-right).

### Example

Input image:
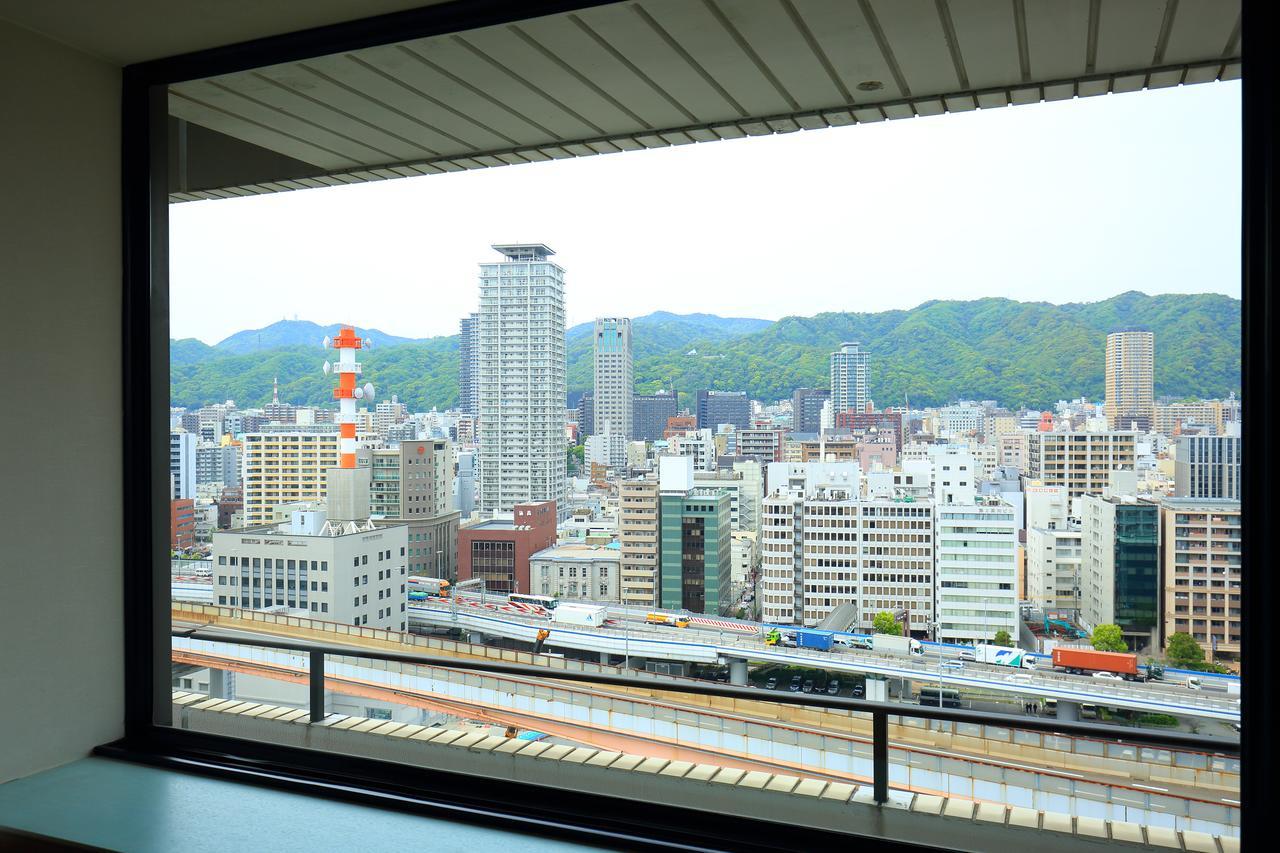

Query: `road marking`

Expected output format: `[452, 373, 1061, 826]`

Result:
[1133, 783, 1168, 792]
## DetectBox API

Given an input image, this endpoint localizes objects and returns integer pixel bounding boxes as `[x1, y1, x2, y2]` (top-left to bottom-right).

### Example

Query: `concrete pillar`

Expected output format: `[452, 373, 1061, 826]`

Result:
[207, 668, 229, 700]
[467, 631, 487, 645]
[1056, 700, 1081, 722]
[599, 651, 611, 665]
[728, 658, 749, 686]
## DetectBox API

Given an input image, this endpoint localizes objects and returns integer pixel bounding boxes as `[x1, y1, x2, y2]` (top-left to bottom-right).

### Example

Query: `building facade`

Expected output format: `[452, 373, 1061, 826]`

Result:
[1025, 525, 1082, 615]
[934, 499, 1019, 645]
[829, 342, 869, 416]
[735, 428, 784, 465]
[1155, 400, 1224, 437]
[633, 391, 678, 442]
[171, 498, 196, 550]
[196, 443, 241, 489]
[240, 427, 340, 526]
[1027, 431, 1137, 498]
[1104, 329, 1155, 431]
[456, 500, 558, 594]
[658, 488, 732, 614]
[1174, 434, 1241, 500]
[529, 543, 621, 602]
[619, 478, 660, 606]
[593, 318, 633, 462]
[458, 312, 479, 418]
[1160, 498, 1241, 665]
[369, 440, 461, 579]
[791, 388, 829, 434]
[475, 244, 567, 517]
[1080, 495, 1160, 652]
[170, 430, 196, 500]
[695, 390, 749, 431]
[212, 511, 410, 631]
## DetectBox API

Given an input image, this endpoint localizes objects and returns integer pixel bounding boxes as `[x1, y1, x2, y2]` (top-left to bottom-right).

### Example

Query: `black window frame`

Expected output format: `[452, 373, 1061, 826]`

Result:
[118, 1, 1272, 849]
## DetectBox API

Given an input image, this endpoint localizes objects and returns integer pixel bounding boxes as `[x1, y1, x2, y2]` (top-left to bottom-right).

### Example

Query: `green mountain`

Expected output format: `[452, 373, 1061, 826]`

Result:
[213, 320, 424, 354]
[169, 292, 1240, 412]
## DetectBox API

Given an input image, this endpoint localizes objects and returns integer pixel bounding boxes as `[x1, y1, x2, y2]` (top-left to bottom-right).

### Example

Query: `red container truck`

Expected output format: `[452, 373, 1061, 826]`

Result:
[1051, 647, 1139, 676]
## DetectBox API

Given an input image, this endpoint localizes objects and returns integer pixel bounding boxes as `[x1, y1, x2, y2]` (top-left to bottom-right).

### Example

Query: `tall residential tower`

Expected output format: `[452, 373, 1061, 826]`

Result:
[593, 317, 633, 465]
[830, 342, 869, 415]
[1104, 329, 1154, 431]
[475, 244, 567, 517]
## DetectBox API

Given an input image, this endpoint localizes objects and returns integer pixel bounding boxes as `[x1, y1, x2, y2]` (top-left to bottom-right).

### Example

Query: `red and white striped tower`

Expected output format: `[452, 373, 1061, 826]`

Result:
[323, 327, 374, 469]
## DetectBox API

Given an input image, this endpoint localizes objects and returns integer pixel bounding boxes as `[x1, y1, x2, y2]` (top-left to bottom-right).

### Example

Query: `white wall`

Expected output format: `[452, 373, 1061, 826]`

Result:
[0, 19, 123, 782]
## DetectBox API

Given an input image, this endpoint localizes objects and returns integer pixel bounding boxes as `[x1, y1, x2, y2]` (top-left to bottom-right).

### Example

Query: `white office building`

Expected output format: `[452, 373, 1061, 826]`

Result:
[1026, 525, 1082, 614]
[593, 317, 632, 465]
[934, 498, 1018, 645]
[170, 430, 197, 500]
[475, 244, 567, 518]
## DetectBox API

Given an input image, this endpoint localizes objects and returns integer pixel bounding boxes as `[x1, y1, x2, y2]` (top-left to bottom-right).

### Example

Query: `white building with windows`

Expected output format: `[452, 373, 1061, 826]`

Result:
[1026, 525, 1082, 614]
[829, 342, 869, 415]
[934, 499, 1018, 644]
[529, 543, 620, 602]
[212, 509, 409, 631]
[170, 430, 197, 500]
[475, 244, 567, 517]
[593, 317, 632, 464]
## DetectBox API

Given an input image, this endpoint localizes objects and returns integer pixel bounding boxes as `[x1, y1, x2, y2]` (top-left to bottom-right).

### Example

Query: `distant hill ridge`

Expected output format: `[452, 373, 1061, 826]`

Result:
[170, 292, 1240, 411]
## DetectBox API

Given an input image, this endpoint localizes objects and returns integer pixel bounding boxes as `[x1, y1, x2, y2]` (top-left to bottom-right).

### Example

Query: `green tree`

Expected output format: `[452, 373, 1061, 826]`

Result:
[872, 611, 901, 636]
[993, 629, 1012, 647]
[1165, 632, 1205, 667]
[1091, 624, 1128, 653]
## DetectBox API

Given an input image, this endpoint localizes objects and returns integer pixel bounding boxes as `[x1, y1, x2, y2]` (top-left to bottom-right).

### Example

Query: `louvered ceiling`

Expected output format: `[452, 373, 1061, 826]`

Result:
[168, 0, 1241, 202]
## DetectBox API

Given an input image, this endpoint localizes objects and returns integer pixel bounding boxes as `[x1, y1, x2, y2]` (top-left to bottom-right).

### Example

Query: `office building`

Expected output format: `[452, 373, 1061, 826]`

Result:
[240, 427, 340, 527]
[1080, 494, 1160, 652]
[695, 460, 763, 535]
[658, 457, 732, 614]
[666, 429, 717, 471]
[529, 543, 620, 602]
[575, 392, 594, 439]
[791, 388, 829, 434]
[453, 450, 476, 519]
[1026, 525, 1082, 615]
[934, 499, 1018, 644]
[735, 428, 784, 465]
[633, 391, 678, 442]
[593, 318, 632, 461]
[458, 312, 479, 418]
[1174, 434, 1241, 500]
[457, 500, 557, 594]
[171, 498, 196, 550]
[169, 430, 197, 500]
[369, 440, 460, 579]
[475, 244, 567, 517]
[212, 509, 409, 630]
[997, 432, 1028, 470]
[761, 470, 934, 632]
[1027, 431, 1137, 498]
[695, 390, 749, 431]
[619, 478, 660, 607]
[829, 342, 869, 415]
[1160, 498, 1241, 665]
[1104, 329, 1155, 431]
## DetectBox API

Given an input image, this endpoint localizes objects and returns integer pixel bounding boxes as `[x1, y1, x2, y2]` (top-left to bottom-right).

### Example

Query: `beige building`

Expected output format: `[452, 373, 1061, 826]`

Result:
[529, 543, 621, 602]
[241, 428, 340, 526]
[1104, 330, 1155, 431]
[1160, 498, 1241, 666]
[1026, 526, 1082, 614]
[1027, 431, 1137, 498]
[1155, 400, 1225, 437]
[997, 431, 1029, 470]
[619, 478, 659, 606]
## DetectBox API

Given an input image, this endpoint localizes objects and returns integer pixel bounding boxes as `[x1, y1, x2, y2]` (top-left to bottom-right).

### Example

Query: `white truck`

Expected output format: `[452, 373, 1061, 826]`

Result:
[872, 633, 924, 657]
[963, 644, 1037, 669]
[551, 603, 608, 628]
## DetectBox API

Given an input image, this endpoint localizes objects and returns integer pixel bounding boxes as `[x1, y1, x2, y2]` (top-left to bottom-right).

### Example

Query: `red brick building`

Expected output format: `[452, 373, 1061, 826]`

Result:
[457, 501, 557, 594]
[663, 415, 697, 439]
[170, 498, 196, 550]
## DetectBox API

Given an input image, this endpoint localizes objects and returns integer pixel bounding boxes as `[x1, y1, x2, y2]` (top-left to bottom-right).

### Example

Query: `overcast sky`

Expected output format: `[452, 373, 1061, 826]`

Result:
[170, 80, 1240, 345]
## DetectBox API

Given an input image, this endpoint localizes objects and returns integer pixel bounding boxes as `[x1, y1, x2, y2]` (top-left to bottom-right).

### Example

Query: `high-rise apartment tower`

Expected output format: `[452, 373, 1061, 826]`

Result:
[1104, 330, 1154, 431]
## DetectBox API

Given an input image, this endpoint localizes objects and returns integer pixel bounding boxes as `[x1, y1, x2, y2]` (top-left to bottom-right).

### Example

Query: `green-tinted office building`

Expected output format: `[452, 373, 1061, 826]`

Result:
[659, 488, 732, 615]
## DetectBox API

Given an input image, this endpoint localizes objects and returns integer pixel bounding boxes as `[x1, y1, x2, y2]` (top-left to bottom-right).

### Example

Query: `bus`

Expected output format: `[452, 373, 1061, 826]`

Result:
[917, 688, 961, 708]
[507, 593, 559, 614]
[645, 612, 690, 628]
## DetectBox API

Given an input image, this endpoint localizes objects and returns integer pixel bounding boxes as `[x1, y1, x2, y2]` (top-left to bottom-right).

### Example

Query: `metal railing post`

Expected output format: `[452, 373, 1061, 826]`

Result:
[872, 711, 888, 804]
[310, 650, 325, 723]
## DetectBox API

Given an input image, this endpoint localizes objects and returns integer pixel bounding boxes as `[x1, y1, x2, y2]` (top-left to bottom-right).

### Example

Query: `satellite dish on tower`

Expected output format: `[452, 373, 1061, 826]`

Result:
[363, 383, 376, 402]
[365, 338, 374, 350]
[353, 387, 364, 400]
[322, 361, 331, 375]
[322, 336, 331, 349]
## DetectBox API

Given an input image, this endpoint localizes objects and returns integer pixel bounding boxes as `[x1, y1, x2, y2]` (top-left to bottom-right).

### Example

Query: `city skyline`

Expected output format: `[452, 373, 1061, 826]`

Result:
[170, 81, 1240, 345]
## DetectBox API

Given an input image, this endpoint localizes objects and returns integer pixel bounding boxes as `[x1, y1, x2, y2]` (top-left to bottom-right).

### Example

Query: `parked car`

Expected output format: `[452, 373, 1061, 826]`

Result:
[802, 679, 814, 693]
[957, 648, 976, 662]
[765, 676, 778, 690]
[826, 680, 840, 695]
[851, 682, 865, 698]
[789, 676, 802, 692]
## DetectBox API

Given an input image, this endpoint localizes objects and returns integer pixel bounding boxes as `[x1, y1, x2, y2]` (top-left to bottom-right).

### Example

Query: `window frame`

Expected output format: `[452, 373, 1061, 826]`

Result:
[118, 0, 1271, 847]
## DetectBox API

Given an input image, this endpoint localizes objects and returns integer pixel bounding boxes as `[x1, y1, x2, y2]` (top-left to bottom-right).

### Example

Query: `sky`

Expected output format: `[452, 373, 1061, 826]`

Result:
[170, 80, 1241, 345]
